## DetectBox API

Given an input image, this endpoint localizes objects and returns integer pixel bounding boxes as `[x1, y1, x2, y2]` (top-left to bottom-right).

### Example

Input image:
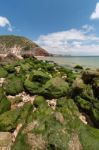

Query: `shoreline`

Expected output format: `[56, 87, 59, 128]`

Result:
[36, 56, 99, 69]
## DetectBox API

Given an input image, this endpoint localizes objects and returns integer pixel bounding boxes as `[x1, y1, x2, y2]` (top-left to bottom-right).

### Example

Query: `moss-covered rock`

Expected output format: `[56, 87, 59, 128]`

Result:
[4, 75, 24, 95]
[0, 103, 32, 131]
[92, 78, 99, 99]
[75, 96, 91, 112]
[24, 79, 41, 94]
[71, 78, 85, 97]
[80, 85, 94, 102]
[0, 87, 5, 102]
[33, 96, 46, 108]
[4, 64, 16, 73]
[74, 65, 83, 70]
[31, 71, 50, 84]
[0, 98, 11, 114]
[0, 67, 8, 78]
[41, 77, 69, 98]
[82, 70, 99, 84]
[11, 133, 31, 150]
[91, 108, 99, 127]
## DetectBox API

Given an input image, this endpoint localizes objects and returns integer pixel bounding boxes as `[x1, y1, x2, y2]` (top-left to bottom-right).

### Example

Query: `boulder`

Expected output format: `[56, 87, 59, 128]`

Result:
[24, 79, 41, 94]
[41, 77, 69, 98]
[82, 70, 99, 84]
[72, 78, 85, 97]
[75, 96, 91, 112]
[4, 76, 24, 95]
[31, 71, 50, 84]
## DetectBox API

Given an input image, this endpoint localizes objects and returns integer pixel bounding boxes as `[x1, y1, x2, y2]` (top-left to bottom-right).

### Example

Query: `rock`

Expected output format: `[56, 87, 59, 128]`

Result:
[24, 79, 41, 94]
[68, 133, 82, 150]
[0, 97, 11, 114]
[92, 78, 99, 99]
[74, 65, 83, 70]
[0, 78, 5, 87]
[12, 123, 23, 142]
[82, 70, 99, 84]
[75, 96, 91, 112]
[79, 113, 87, 125]
[80, 85, 94, 102]
[0, 103, 32, 132]
[0, 67, 8, 78]
[0, 132, 12, 150]
[4, 76, 24, 96]
[91, 108, 99, 127]
[41, 77, 69, 98]
[72, 78, 85, 97]
[31, 71, 50, 84]
[33, 96, 46, 108]
[47, 99, 57, 110]
[27, 133, 46, 150]
[54, 112, 64, 124]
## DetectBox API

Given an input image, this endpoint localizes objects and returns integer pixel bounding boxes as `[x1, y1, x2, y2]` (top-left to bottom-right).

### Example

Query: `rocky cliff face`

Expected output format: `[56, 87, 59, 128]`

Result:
[0, 35, 50, 56]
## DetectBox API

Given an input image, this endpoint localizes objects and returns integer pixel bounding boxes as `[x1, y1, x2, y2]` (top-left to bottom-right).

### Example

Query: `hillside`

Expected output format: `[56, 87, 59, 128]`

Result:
[0, 35, 50, 56]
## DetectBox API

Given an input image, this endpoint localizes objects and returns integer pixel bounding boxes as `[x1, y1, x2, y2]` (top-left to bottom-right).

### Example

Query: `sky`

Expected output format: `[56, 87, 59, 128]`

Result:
[0, 0, 99, 55]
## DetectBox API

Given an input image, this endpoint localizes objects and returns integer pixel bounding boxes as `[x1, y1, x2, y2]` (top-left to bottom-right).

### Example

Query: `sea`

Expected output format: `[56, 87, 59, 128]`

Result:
[37, 56, 99, 69]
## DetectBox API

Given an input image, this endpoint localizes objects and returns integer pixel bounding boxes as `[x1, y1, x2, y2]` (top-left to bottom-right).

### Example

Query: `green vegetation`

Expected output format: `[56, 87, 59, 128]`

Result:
[74, 64, 83, 69]
[41, 77, 69, 98]
[4, 75, 24, 95]
[0, 66, 8, 78]
[0, 57, 99, 149]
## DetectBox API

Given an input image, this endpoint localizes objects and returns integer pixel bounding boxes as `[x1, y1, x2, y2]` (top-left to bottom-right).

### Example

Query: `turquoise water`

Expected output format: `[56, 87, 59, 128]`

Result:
[38, 56, 99, 68]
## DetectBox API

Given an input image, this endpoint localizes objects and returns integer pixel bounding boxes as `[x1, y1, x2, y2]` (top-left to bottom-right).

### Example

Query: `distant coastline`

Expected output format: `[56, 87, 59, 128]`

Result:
[37, 56, 99, 69]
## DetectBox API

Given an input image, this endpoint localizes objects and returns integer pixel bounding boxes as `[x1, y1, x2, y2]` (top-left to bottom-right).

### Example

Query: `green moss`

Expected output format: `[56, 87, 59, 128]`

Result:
[0, 109, 21, 131]
[41, 77, 69, 98]
[33, 96, 46, 108]
[4, 64, 16, 73]
[74, 65, 83, 69]
[91, 108, 99, 126]
[24, 79, 41, 94]
[82, 70, 99, 84]
[31, 71, 50, 84]
[75, 96, 91, 111]
[0, 103, 32, 131]
[92, 78, 99, 99]
[11, 133, 31, 150]
[4, 76, 24, 95]
[0, 67, 8, 78]
[0, 87, 5, 102]
[0, 98, 11, 114]
[81, 85, 94, 102]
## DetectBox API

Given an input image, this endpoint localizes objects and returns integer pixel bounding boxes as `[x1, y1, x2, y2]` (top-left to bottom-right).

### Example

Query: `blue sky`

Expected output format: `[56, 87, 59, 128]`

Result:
[0, 0, 99, 55]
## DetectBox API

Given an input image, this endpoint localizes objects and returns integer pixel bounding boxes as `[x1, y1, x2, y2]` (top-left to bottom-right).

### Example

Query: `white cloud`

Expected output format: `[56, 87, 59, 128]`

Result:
[35, 26, 99, 56]
[0, 16, 13, 31]
[81, 24, 95, 33]
[90, 2, 99, 20]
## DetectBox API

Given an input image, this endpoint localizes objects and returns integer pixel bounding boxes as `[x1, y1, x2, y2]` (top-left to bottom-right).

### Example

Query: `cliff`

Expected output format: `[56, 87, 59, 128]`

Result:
[0, 35, 50, 56]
